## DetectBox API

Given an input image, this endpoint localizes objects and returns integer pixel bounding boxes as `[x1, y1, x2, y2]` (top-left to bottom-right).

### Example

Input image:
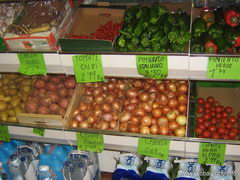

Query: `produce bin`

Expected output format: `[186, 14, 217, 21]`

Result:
[16, 75, 78, 128]
[59, 5, 126, 52]
[66, 78, 190, 139]
[190, 3, 240, 55]
[3, 1, 72, 52]
[188, 81, 240, 140]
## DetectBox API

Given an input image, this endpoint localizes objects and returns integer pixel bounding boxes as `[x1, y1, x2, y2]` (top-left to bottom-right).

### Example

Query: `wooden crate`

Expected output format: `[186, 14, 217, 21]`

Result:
[16, 84, 80, 128]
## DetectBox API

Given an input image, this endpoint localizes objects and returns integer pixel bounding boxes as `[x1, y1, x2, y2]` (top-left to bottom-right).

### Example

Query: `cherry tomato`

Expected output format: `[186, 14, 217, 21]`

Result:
[203, 113, 211, 120]
[218, 127, 225, 134]
[202, 130, 211, 138]
[225, 106, 233, 113]
[197, 117, 204, 123]
[220, 106, 225, 112]
[210, 112, 216, 117]
[219, 122, 226, 128]
[231, 128, 238, 134]
[222, 134, 230, 140]
[210, 117, 218, 125]
[215, 106, 222, 113]
[226, 122, 233, 129]
[195, 128, 203, 135]
[204, 121, 211, 128]
[204, 107, 211, 114]
[197, 123, 205, 130]
[197, 97, 205, 105]
[216, 113, 222, 119]
[221, 118, 228, 124]
[221, 111, 229, 118]
[213, 101, 220, 107]
[210, 107, 215, 112]
[207, 96, 215, 103]
[204, 102, 211, 108]
[208, 125, 217, 132]
[212, 133, 220, 139]
[229, 131, 237, 139]
[229, 116, 237, 124]
[197, 106, 204, 114]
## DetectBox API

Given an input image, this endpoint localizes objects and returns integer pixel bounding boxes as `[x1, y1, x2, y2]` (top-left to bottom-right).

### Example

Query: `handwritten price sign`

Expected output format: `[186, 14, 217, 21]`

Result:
[76, 132, 104, 153]
[207, 57, 240, 80]
[198, 143, 226, 165]
[138, 138, 170, 160]
[72, 55, 104, 83]
[0, 125, 10, 142]
[136, 55, 168, 79]
[18, 53, 47, 75]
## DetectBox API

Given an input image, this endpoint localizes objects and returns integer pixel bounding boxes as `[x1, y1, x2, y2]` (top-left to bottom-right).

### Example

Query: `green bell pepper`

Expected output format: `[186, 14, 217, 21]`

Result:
[192, 17, 207, 38]
[208, 24, 223, 39]
[191, 38, 203, 53]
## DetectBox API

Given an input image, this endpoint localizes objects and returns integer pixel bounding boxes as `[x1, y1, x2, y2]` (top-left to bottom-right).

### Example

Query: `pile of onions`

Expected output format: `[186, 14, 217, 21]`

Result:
[119, 79, 188, 137]
[70, 78, 128, 129]
[25, 75, 76, 117]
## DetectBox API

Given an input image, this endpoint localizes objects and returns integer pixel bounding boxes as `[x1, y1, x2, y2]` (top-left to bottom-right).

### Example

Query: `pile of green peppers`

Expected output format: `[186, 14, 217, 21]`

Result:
[115, 3, 191, 53]
[191, 7, 240, 54]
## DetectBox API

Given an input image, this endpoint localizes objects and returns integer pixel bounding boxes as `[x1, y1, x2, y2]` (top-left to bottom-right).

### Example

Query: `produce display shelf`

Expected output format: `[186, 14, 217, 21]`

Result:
[0, 52, 189, 79]
[7, 125, 240, 162]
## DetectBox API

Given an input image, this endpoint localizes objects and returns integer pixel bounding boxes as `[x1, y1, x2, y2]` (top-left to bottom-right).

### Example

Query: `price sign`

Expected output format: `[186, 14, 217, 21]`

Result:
[137, 138, 170, 160]
[72, 55, 104, 83]
[198, 143, 226, 165]
[32, 128, 45, 137]
[136, 55, 168, 79]
[18, 53, 47, 75]
[207, 57, 240, 79]
[76, 132, 104, 152]
[0, 125, 10, 142]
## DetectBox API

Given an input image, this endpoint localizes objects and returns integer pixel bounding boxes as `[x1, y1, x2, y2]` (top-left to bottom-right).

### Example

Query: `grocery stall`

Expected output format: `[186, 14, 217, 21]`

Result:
[0, 0, 239, 179]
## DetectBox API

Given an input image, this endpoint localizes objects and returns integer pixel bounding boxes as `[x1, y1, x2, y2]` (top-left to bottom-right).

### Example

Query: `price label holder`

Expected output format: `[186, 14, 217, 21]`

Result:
[0, 125, 10, 142]
[32, 128, 45, 137]
[72, 54, 104, 83]
[76, 132, 104, 153]
[198, 143, 226, 165]
[207, 57, 240, 79]
[136, 55, 168, 79]
[137, 138, 170, 160]
[18, 53, 47, 75]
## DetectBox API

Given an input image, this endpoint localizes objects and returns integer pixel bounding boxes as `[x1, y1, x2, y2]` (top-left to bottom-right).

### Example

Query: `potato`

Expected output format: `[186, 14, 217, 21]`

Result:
[0, 101, 8, 111]
[40, 96, 53, 106]
[20, 79, 32, 86]
[9, 89, 17, 95]
[34, 79, 46, 89]
[0, 111, 8, 121]
[25, 101, 38, 113]
[56, 107, 66, 117]
[21, 85, 31, 93]
[10, 97, 21, 107]
[8, 80, 16, 85]
[2, 78, 10, 85]
[58, 98, 69, 109]
[58, 87, 68, 98]
[37, 106, 50, 114]
[0, 80, 3, 87]
[7, 117, 17, 123]
[46, 82, 58, 91]
[47, 91, 59, 103]
[20, 103, 25, 110]
[15, 106, 23, 114]
[9, 84, 17, 89]
[0, 96, 11, 103]
[49, 103, 59, 113]
[7, 109, 15, 116]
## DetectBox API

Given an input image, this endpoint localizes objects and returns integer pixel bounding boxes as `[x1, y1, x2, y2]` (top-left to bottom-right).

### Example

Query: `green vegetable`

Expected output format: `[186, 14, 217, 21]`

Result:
[208, 24, 223, 39]
[117, 35, 126, 48]
[191, 38, 203, 53]
[124, 5, 142, 23]
[192, 17, 207, 38]
[214, 38, 232, 53]
[158, 5, 168, 16]
[134, 7, 149, 37]
[150, 3, 160, 24]
[214, 8, 226, 26]
[224, 27, 240, 47]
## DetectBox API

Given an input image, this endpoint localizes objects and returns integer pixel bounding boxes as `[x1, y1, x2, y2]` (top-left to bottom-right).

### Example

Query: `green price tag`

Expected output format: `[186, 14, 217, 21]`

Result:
[76, 132, 104, 152]
[0, 125, 10, 142]
[18, 53, 47, 75]
[72, 55, 104, 83]
[32, 128, 45, 137]
[198, 143, 226, 165]
[137, 138, 170, 160]
[136, 55, 168, 79]
[207, 57, 240, 79]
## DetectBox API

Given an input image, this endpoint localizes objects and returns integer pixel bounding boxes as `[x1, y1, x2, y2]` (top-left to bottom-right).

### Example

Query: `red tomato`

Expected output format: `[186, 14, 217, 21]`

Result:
[195, 128, 203, 135]
[208, 125, 217, 132]
[198, 135, 203, 138]
[221, 111, 229, 118]
[219, 122, 226, 128]
[225, 106, 233, 113]
[220, 106, 225, 112]
[197, 123, 205, 130]
[204, 102, 211, 109]
[212, 133, 220, 139]
[207, 96, 215, 103]
[214, 101, 220, 107]
[197, 106, 204, 114]
[216, 113, 222, 119]
[231, 128, 238, 134]
[197, 117, 204, 123]
[210, 107, 215, 112]
[202, 130, 211, 138]
[215, 106, 222, 113]
[229, 116, 237, 124]
[226, 122, 233, 129]
[218, 127, 225, 134]
[221, 118, 228, 124]
[204, 121, 211, 128]
[210, 117, 218, 125]
[203, 113, 211, 120]
[197, 98, 205, 105]
[205, 108, 211, 114]
[210, 112, 216, 117]
[229, 131, 237, 139]
[223, 134, 230, 140]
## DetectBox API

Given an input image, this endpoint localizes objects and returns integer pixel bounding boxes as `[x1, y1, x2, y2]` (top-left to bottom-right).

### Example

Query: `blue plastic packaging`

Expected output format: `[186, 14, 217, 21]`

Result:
[112, 153, 142, 180]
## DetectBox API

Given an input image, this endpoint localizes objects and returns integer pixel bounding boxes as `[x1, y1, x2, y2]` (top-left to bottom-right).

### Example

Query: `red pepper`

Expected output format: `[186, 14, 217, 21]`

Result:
[204, 40, 218, 53]
[224, 8, 240, 27]
[235, 36, 240, 47]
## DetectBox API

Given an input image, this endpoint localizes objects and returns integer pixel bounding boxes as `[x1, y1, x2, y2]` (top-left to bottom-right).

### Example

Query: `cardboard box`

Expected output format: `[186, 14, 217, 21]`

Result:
[3, 2, 72, 52]
[188, 81, 240, 139]
[59, 6, 126, 52]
